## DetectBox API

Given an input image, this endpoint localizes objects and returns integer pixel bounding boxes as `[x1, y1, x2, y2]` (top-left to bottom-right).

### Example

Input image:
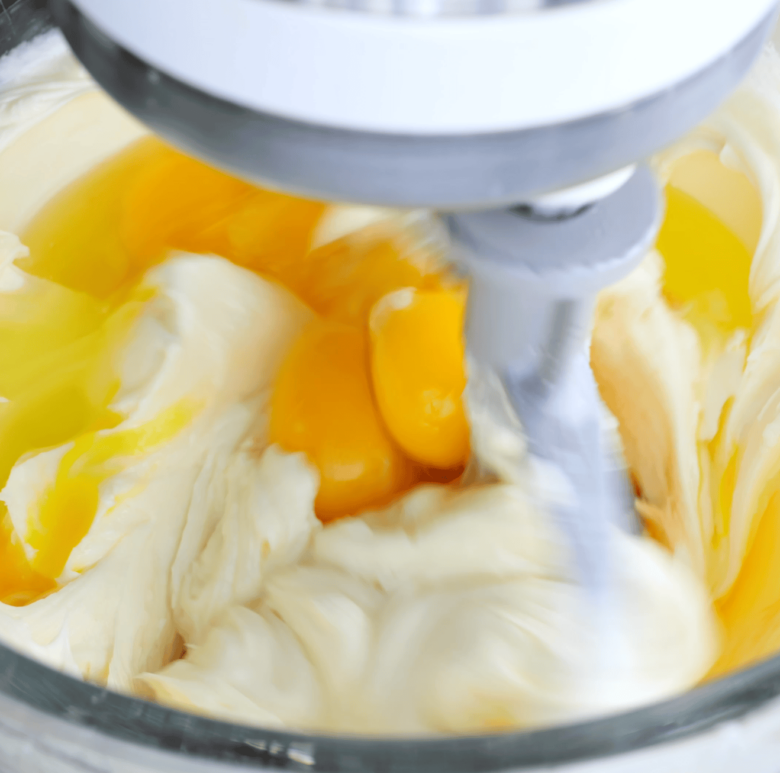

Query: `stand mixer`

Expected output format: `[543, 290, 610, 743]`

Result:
[47, 0, 779, 591]
[2, 1, 780, 771]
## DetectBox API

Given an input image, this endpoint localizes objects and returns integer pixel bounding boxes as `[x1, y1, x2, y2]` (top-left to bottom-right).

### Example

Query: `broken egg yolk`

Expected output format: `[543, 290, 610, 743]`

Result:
[269, 322, 414, 522]
[0, 509, 55, 606]
[656, 185, 753, 344]
[370, 287, 469, 470]
[27, 398, 198, 581]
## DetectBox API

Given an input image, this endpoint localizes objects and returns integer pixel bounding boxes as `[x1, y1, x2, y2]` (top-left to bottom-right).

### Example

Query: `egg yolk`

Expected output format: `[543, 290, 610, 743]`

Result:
[269, 321, 415, 522]
[710, 487, 780, 676]
[656, 185, 753, 344]
[0, 508, 55, 606]
[370, 287, 470, 470]
[10, 124, 780, 691]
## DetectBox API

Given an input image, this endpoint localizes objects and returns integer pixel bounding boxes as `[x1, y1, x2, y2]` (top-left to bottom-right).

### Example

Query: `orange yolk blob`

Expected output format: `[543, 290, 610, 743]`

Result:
[22, 135, 443, 326]
[370, 287, 469, 470]
[269, 322, 414, 522]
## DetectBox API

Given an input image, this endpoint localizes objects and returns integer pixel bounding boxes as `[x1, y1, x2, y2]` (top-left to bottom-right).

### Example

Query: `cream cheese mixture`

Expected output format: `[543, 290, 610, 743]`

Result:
[1, 30, 779, 734]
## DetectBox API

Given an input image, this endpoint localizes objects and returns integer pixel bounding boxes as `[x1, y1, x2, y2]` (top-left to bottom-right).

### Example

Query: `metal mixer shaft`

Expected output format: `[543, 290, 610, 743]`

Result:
[446, 167, 662, 589]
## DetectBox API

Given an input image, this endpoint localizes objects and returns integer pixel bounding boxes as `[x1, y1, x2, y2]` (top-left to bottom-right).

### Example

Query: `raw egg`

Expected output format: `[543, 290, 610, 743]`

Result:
[269, 321, 415, 522]
[370, 287, 469, 470]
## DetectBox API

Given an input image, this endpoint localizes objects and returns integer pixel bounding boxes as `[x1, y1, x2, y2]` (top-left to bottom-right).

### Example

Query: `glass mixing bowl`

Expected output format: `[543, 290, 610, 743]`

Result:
[3, 2, 780, 772]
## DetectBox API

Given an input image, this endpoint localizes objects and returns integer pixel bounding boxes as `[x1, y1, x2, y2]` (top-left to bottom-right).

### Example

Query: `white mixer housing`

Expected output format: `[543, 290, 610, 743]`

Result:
[70, 0, 777, 134]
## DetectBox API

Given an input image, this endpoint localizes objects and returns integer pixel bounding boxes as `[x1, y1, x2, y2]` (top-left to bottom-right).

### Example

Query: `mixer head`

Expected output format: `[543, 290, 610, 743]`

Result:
[50, 0, 777, 209]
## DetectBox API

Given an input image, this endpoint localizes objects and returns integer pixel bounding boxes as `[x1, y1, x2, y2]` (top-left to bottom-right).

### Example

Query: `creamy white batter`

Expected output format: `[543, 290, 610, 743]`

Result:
[2, 29, 776, 734]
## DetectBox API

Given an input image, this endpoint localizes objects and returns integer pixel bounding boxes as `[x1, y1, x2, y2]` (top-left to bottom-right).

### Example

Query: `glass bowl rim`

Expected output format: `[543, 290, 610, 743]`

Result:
[2, 637, 780, 771]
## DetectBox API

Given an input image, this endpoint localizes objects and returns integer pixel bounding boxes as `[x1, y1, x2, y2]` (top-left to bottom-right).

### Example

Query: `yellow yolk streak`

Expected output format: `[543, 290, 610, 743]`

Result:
[657, 186, 753, 346]
[712, 488, 780, 676]
[27, 399, 198, 580]
[0, 272, 182, 600]
[669, 150, 763, 255]
[0, 507, 55, 606]
[0, 280, 105, 395]
[0, 276, 145, 603]
[0, 284, 153, 488]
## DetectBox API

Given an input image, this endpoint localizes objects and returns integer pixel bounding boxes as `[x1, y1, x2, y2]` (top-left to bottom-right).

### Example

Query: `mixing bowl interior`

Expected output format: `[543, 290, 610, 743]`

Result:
[3, 2, 780, 771]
